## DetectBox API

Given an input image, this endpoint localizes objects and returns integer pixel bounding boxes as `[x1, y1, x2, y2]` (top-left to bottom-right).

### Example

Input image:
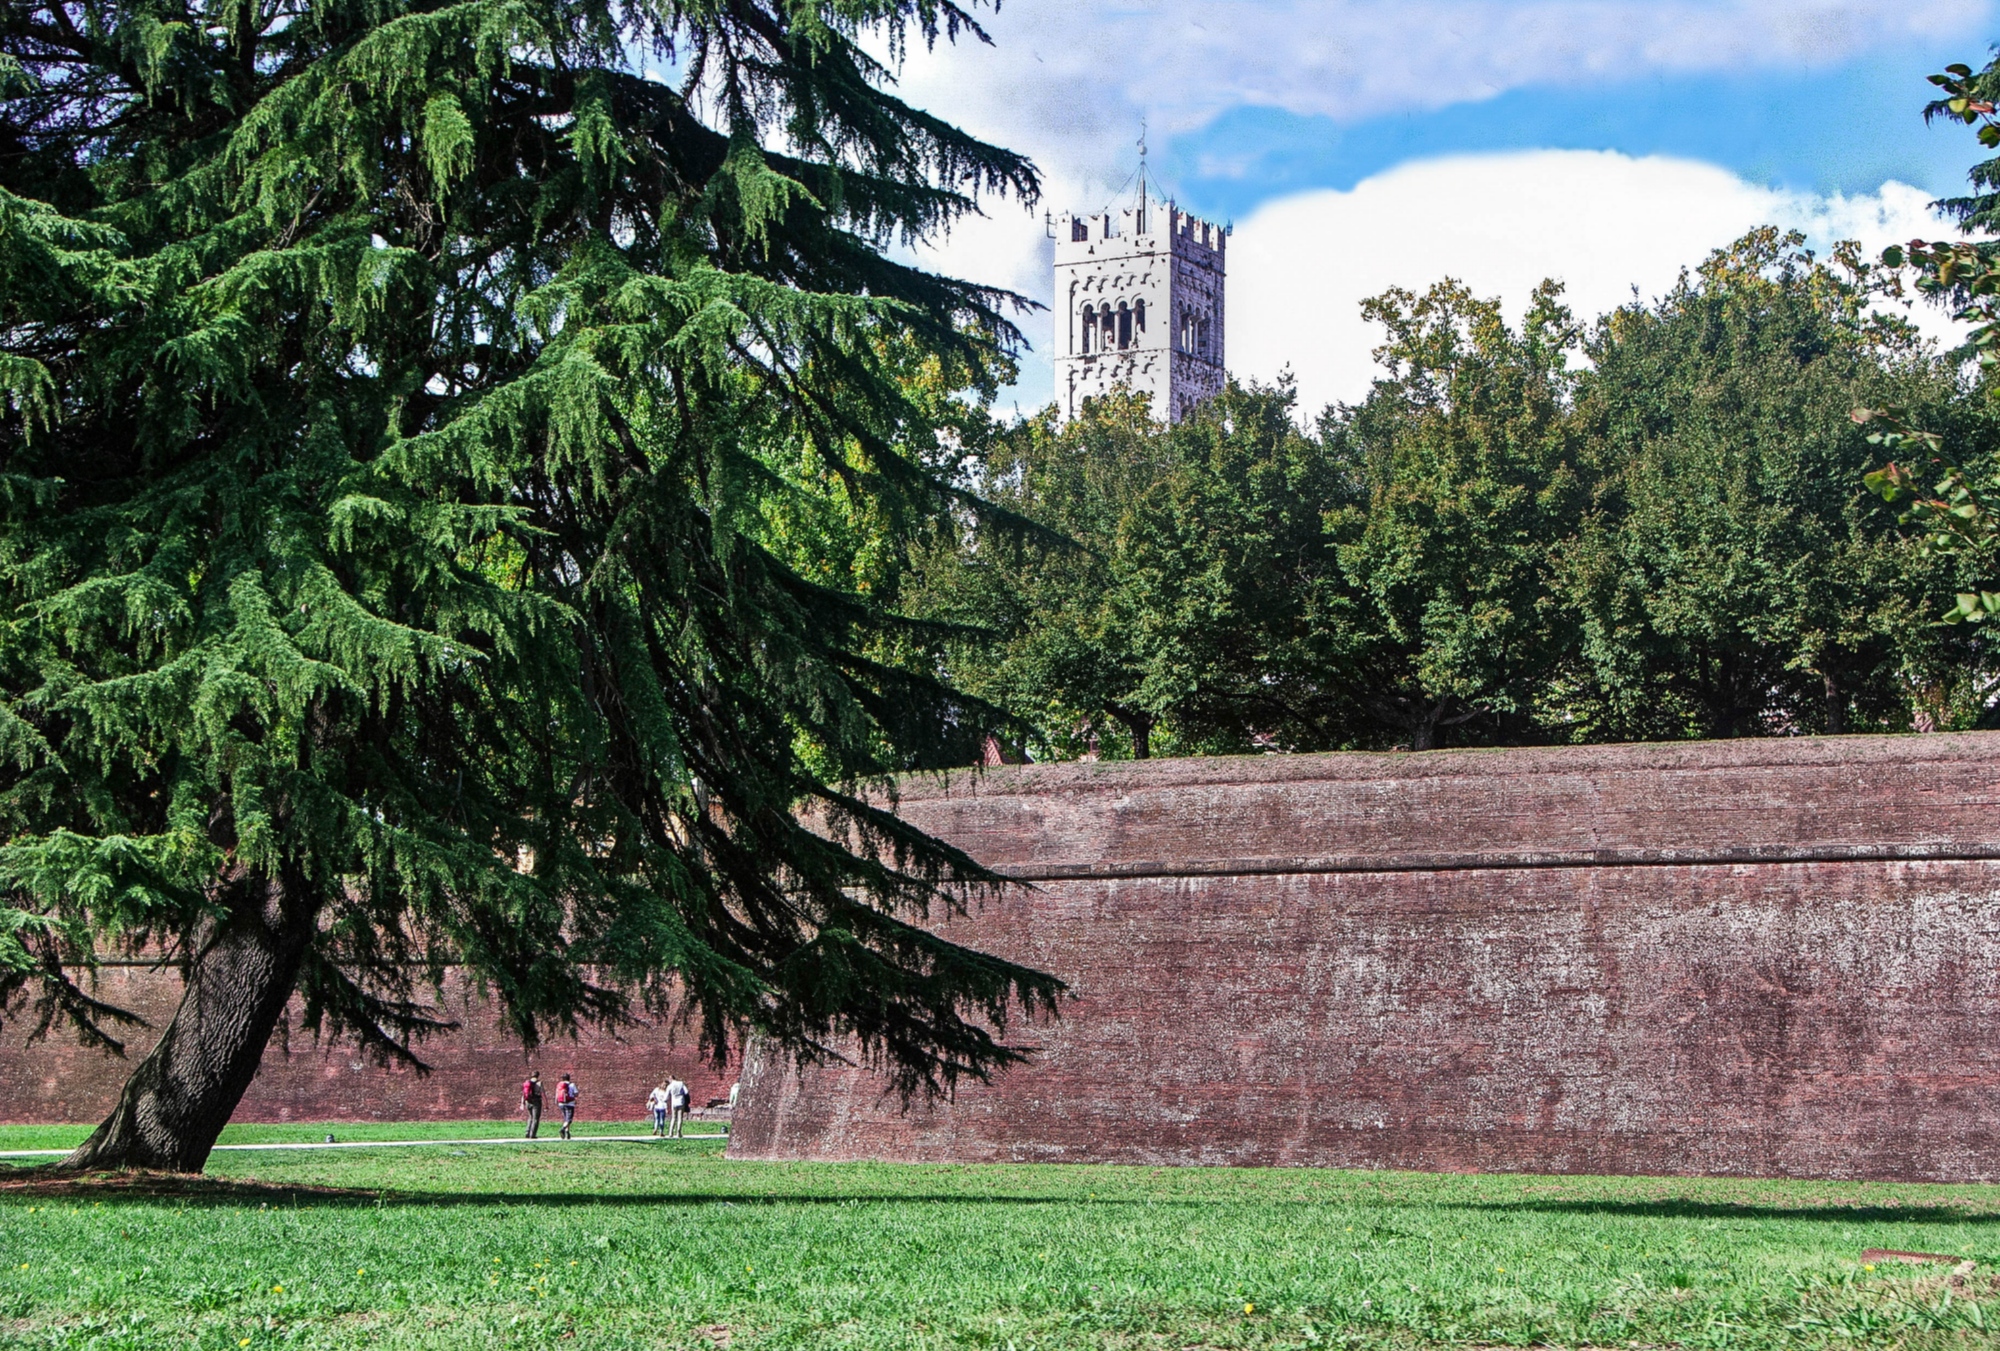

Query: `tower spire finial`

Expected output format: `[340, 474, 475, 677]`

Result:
[1137, 119, 1148, 230]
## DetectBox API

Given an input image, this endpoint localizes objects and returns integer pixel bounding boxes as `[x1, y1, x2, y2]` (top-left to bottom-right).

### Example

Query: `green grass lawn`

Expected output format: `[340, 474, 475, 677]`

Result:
[4, 1130, 1999, 1350]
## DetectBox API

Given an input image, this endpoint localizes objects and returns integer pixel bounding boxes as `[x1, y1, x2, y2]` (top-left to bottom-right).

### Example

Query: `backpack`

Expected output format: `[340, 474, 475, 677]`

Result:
[523, 1078, 540, 1103]
[556, 1081, 575, 1105]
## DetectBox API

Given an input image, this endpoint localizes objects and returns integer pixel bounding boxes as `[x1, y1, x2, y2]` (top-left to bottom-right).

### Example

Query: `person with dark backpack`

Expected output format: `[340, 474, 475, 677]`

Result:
[555, 1073, 579, 1140]
[522, 1071, 543, 1139]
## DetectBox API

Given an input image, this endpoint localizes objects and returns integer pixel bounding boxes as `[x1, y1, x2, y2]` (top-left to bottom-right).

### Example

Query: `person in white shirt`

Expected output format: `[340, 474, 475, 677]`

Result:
[666, 1076, 689, 1138]
[645, 1083, 671, 1137]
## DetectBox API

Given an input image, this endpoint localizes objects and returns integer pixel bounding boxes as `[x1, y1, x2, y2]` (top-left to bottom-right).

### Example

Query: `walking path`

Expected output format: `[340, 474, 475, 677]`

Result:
[0, 1133, 727, 1159]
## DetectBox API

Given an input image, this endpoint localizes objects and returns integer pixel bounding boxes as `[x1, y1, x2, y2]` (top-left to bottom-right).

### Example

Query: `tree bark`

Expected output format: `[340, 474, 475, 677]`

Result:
[1106, 702, 1153, 759]
[60, 868, 318, 1173]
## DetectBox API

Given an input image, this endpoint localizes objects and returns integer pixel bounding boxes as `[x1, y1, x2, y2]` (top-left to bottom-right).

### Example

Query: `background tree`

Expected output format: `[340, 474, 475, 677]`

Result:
[909, 393, 1167, 760]
[1115, 380, 1355, 754]
[1565, 230, 1972, 740]
[912, 381, 1350, 759]
[1318, 279, 1587, 750]
[1861, 54, 2000, 689]
[0, 0, 1061, 1173]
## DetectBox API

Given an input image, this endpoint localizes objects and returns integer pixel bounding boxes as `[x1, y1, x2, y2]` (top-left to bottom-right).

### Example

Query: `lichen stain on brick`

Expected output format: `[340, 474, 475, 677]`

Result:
[730, 733, 2000, 1182]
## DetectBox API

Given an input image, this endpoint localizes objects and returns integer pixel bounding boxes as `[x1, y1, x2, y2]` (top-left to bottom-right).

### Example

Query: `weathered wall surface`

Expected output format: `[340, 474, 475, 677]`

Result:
[0, 967, 736, 1125]
[730, 734, 2000, 1181]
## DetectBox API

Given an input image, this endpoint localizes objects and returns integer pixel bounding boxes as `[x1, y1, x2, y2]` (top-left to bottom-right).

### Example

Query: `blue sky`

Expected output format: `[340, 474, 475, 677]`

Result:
[1161, 51, 1977, 218]
[888, 1, 1998, 414]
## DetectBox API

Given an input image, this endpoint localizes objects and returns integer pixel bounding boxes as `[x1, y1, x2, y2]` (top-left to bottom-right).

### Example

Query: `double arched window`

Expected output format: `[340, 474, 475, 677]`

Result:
[1079, 299, 1149, 354]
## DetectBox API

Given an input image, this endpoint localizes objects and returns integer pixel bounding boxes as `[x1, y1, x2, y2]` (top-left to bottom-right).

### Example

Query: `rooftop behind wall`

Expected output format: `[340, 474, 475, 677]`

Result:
[730, 734, 2000, 1181]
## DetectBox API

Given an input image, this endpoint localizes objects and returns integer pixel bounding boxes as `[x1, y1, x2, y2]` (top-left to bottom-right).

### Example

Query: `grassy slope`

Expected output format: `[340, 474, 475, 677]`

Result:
[4, 1135, 2000, 1349]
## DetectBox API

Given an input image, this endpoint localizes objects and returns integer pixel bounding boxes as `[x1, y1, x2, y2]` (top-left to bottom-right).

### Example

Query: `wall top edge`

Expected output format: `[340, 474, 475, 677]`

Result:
[888, 732, 2000, 804]
[994, 840, 2000, 882]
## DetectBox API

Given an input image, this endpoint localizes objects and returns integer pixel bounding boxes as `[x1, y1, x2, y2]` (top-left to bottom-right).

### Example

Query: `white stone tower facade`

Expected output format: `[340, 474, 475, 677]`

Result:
[1054, 193, 1226, 423]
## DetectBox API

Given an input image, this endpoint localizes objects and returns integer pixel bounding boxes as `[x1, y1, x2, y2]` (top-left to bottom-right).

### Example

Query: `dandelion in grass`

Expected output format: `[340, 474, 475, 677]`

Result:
[1244, 1303, 1255, 1314]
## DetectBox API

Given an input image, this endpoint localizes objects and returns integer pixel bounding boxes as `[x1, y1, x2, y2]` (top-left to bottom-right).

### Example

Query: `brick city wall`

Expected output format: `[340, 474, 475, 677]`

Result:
[730, 733, 2000, 1181]
[0, 966, 737, 1126]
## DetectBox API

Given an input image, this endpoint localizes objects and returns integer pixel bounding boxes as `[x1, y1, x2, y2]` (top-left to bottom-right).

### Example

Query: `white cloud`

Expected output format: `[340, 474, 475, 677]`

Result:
[884, 0, 1988, 190]
[1226, 151, 1965, 414]
[919, 150, 1967, 417]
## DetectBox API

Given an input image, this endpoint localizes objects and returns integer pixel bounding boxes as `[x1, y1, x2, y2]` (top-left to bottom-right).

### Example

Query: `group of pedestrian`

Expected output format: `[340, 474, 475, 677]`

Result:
[517, 1071, 582, 1139]
[518, 1070, 735, 1140]
[646, 1077, 692, 1138]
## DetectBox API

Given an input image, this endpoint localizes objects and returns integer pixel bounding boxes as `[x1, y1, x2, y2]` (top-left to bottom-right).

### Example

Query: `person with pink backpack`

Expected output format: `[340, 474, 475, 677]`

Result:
[554, 1073, 580, 1139]
[521, 1071, 543, 1138]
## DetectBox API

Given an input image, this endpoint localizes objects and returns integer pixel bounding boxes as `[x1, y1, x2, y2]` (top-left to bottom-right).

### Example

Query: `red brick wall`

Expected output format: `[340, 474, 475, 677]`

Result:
[729, 733, 2000, 1181]
[0, 966, 739, 1126]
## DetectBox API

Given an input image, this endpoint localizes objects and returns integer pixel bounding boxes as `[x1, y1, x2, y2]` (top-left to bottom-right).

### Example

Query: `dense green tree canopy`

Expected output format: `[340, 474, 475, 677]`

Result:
[1862, 54, 2000, 644]
[933, 239, 1988, 757]
[1568, 231, 1978, 740]
[910, 382, 1347, 760]
[1325, 279, 1586, 750]
[0, 0, 1060, 1171]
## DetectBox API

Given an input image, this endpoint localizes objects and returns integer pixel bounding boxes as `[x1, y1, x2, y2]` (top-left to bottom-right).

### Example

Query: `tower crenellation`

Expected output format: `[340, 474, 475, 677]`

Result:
[1053, 191, 1226, 424]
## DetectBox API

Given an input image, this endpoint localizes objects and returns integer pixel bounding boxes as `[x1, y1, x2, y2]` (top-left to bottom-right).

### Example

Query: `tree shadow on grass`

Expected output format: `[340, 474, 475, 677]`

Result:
[7, 1162, 1999, 1228]
[0, 1166, 381, 1204]
[1444, 1197, 2000, 1226]
[0, 1173, 1096, 1209]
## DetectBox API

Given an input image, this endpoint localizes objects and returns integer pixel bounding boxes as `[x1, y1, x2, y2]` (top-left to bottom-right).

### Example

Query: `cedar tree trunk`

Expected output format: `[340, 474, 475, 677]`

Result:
[61, 868, 318, 1173]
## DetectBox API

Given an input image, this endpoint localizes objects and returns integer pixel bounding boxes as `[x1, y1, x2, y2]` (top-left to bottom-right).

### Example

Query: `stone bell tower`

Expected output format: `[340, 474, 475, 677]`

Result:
[1053, 187, 1226, 424]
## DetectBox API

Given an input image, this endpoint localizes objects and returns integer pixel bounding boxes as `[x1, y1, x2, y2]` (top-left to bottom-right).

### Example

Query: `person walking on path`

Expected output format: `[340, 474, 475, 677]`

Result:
[646, 1083, 671, 1137]
[555, 1073, 579, 1140]
[666, 1075, 689, 1138]
[522, 1071, 544, 1139]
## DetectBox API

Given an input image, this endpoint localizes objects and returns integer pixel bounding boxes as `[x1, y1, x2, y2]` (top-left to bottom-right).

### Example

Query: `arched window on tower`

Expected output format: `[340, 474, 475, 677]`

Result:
[1081, 304, 1097, 353]
[1117, 302, 1132, 350]
[1133, 299, 1146, 337]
